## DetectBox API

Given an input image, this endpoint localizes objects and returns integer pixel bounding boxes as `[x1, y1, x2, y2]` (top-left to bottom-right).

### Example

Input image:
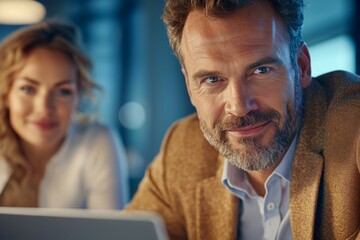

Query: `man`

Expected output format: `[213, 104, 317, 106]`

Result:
[126, 0, 360, 239]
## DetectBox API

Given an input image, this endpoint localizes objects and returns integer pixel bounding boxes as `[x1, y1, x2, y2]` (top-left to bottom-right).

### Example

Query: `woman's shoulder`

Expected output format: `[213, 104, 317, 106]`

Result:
[0, 156, 12, 194]
[72, 122, 110, 136]
[70, 122, 117, 146]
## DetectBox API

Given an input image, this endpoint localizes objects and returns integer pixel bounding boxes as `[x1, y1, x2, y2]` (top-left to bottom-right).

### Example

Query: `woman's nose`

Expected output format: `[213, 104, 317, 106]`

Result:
[34, 92, 55, 114]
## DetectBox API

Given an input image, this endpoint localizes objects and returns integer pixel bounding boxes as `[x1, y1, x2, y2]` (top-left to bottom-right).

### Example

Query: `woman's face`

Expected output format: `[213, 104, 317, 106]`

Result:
[6, 47, 79, 151]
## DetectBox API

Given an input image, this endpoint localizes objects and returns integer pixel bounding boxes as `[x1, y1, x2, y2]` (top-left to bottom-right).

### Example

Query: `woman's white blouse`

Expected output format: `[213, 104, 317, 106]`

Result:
[0, 123, 129, 209]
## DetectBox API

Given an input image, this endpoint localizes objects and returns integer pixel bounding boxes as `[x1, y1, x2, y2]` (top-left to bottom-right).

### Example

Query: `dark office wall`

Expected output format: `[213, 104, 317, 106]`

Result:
[355, 0, 360, 74]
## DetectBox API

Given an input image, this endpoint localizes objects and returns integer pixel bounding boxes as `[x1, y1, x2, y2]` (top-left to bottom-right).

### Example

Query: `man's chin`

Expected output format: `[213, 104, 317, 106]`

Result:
[224, 145, 261, 162]
[223, 143, 278, 171]
[226, 136, 265, 151]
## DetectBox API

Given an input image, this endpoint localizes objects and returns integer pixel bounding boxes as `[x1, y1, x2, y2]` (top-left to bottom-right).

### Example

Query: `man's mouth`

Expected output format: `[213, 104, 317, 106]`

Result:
[227, 120, 271, 138]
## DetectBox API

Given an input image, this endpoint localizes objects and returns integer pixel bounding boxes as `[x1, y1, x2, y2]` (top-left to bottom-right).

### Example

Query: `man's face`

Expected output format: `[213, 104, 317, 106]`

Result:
[180, 1, 311, 171]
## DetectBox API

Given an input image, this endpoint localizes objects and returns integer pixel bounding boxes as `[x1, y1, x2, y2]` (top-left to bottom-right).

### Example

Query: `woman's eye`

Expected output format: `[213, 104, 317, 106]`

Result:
[205, 76, 220, 84]
[254, 66, 270, 75]
[56, 89, 73, 96]
[20, 86, 35, 94]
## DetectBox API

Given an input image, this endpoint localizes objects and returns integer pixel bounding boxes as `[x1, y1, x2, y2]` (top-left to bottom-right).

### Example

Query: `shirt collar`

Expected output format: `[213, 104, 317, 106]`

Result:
[273, 134, 298, 182]
[222, 134, 298, 188]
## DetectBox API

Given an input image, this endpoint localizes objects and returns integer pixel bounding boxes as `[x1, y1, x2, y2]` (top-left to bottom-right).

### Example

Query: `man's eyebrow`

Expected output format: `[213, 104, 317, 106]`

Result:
[248, 56, 284, 70]
[192, 70, 222, 81]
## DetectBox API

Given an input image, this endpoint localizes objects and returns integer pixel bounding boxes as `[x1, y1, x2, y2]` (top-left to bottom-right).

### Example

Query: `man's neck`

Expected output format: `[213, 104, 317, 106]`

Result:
[246, 158, 282, 197]
[245, 133, 299, 197]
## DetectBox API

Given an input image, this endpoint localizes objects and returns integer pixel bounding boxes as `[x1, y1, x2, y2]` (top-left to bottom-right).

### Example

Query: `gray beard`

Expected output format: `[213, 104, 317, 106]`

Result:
[199, 81, 304, 171]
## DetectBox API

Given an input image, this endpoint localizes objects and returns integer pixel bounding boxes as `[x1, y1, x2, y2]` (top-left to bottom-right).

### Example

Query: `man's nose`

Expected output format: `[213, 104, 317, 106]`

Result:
[224, 81, 258, 117]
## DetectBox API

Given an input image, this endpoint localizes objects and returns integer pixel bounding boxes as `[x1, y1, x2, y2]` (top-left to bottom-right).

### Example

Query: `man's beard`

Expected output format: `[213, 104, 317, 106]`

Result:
[199, 81, 304, 171]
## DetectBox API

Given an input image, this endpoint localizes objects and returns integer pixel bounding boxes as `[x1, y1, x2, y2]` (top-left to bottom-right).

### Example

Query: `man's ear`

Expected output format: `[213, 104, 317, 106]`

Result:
[181, 66, 195, 106]
[297, 42, 312, 89]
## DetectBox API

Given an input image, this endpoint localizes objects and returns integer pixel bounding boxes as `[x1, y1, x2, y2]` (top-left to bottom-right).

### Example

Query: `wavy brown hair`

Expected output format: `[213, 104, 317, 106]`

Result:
[0, 21, 100, 206]
[162, 0, 304, 68]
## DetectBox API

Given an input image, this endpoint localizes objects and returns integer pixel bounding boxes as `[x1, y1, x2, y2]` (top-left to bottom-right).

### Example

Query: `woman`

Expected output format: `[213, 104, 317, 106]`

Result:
[0, 21, 129, 209]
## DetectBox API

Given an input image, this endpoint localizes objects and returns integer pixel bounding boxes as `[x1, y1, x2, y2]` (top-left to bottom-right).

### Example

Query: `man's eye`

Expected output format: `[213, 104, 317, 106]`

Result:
[254, 66, 270, 74]
[205, 76, 220, 84]
[20, 86, 35, 94]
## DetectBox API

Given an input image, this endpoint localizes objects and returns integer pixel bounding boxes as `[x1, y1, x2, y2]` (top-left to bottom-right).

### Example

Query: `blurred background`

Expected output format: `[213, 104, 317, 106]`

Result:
[0, 0, 359, 198]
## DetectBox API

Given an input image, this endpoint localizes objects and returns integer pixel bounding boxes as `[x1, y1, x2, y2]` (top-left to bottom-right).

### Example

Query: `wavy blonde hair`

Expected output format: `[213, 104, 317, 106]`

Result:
[0, 21, 100, 206]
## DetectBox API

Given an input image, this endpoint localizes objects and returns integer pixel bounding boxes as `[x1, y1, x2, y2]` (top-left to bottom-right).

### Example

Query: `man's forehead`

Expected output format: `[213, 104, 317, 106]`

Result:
[181, 1, 282, 44]
[180, 2, 286, 60]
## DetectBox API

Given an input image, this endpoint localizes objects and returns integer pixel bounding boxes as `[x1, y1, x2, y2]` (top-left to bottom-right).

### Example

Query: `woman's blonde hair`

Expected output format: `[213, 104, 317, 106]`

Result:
[0, 21, 100, 205]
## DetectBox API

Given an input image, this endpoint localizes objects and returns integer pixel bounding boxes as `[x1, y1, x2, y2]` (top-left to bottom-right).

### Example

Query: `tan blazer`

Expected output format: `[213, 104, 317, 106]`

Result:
[126, 71, 360, 240]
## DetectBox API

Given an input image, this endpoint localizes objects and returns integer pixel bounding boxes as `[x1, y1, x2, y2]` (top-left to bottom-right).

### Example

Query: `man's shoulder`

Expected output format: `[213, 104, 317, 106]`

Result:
[315, 70, 359, 85]
[315, 70, 360, 127]
[301, 70, 360, 158]
[313, 70, 360, 103]
[304, 71, 360, 123]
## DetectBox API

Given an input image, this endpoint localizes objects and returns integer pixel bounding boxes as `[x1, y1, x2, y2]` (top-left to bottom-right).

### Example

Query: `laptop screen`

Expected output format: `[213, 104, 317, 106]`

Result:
[0, 207, 169, 240]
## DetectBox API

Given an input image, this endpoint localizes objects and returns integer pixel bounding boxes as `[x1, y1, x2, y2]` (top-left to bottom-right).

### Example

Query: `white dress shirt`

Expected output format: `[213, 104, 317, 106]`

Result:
[222, 137, 297, 240]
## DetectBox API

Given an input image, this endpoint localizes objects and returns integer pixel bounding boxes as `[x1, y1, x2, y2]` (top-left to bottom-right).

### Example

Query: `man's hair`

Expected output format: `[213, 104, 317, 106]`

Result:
[162, 0, 304, 67]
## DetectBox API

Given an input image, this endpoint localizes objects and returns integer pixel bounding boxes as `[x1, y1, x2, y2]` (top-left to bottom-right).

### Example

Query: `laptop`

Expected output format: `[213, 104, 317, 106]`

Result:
[0, 207, 169, 240]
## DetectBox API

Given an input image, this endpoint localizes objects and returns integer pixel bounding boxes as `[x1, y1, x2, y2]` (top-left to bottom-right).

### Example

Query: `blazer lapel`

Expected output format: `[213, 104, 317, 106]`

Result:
[195, 155, 239, 240]
[290, 144, 324, 240]
[290, 79, 328, 240]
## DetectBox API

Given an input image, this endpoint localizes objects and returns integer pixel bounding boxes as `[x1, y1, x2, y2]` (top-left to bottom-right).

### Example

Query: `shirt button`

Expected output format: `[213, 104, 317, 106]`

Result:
[267, 202, 275, 211]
